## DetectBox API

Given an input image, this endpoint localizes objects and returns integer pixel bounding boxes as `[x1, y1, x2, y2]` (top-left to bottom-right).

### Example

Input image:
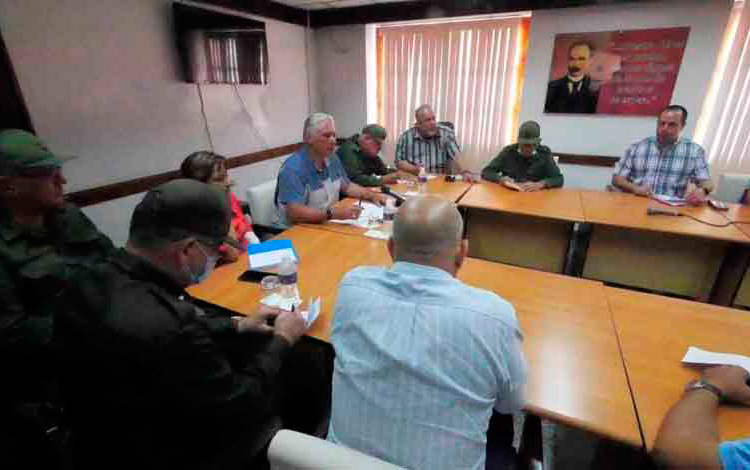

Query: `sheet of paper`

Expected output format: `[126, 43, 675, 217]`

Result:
[364, 229, 390, 240]
[300, 297, 321, 328]
[653, 194, 687, 206]
[260, 287, 302, 310]
[330, 202, 384, 228]
[426, 174, 437, 180]
[404, 191, 419, 197]
[681, 346, 750, 375]
[249, 248, 297, 269]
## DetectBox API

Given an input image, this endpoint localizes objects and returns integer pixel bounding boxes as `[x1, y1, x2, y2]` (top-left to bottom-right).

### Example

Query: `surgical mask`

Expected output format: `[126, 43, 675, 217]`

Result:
[187, 242, 219, 284]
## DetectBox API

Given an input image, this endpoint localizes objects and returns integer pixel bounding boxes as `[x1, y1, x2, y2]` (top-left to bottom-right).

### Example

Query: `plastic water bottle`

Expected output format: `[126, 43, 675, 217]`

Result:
[278, 256, 298, 300]
[418, 167, 428, 193]
[384, 197, 396, 221]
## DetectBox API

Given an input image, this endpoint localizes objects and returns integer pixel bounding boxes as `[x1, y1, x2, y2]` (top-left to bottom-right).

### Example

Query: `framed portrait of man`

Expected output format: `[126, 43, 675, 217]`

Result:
[544, 27, 690, 116]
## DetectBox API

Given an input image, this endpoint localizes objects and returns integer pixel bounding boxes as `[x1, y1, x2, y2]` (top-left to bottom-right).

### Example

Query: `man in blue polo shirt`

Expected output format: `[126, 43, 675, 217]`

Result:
[276, 113, 386, 228]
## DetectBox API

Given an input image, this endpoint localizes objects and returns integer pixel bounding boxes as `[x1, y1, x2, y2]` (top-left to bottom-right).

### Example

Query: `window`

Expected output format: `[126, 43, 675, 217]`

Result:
[205, 32, 268, 85]
[694, 0, 750, 177]
[375, 14, 530, 171]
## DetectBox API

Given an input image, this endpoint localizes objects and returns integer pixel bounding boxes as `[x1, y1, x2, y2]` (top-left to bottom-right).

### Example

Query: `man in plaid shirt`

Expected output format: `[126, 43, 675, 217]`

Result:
[395, 104, 474, 181]
[612, 105, 713, 205]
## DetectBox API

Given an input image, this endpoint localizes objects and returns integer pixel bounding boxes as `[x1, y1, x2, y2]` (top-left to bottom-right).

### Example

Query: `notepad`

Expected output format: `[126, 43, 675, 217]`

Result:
[503, 180, 522, 191]
[653, 194, 687, 206]
[681, 347, 750, 375]
[330, 202, 384, 228]
[248, 239, 298, 270]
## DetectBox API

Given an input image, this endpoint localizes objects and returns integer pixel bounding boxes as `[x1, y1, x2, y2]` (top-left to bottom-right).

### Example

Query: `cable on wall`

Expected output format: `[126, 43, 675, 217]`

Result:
[196, 82, 214, 152]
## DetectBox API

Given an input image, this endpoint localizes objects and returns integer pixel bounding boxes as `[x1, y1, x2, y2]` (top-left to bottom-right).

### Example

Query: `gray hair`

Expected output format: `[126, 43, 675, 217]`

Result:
[303, 113, 335, 141]
[415, 104, 434, 122]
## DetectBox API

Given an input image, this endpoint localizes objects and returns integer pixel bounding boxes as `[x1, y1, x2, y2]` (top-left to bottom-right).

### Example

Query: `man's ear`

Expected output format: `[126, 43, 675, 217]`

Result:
[455, 238, 469, 271]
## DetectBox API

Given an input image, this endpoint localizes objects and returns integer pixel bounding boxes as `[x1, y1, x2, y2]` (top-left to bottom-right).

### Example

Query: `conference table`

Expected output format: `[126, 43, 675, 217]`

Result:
[458, 183, 584, 274]
[299, 177, 472, 237]
[188, 224, 643, 448]
[607, 287, 750, 449]
[723, 204, 750, 307]
[580, 191, 750, 300]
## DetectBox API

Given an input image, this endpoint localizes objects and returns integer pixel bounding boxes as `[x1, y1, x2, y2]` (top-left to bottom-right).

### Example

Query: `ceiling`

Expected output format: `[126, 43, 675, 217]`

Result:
[274, 0, 415, 10]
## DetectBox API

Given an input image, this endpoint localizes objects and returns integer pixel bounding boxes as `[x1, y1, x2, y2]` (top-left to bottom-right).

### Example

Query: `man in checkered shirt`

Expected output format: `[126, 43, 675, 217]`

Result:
[395, 104, 474, 181]
[612, 105, 714, 205]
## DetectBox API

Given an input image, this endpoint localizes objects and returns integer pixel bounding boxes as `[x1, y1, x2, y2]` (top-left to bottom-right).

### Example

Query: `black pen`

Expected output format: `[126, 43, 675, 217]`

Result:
[291, 304, 295, 312]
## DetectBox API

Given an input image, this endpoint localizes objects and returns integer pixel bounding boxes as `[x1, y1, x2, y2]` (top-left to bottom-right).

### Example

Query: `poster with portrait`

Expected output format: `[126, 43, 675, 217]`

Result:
[543, 27, 690, 116]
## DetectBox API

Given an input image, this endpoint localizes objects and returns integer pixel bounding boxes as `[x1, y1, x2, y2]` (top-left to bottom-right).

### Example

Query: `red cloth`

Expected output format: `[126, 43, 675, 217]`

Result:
[229, 192, 252, 249]
[219, 192, 253, 255]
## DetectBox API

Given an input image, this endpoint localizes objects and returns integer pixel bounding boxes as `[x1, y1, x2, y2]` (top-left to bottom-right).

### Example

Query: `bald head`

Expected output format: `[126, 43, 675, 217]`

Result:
[390, 195, 465, 271]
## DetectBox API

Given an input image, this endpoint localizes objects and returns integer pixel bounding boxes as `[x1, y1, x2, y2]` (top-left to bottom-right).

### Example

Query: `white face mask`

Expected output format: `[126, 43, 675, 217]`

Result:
[186, 242, 219, 284]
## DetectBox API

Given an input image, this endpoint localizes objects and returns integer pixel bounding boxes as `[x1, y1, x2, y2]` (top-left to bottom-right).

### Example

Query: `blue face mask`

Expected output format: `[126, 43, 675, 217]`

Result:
[187, 242, 219, 284]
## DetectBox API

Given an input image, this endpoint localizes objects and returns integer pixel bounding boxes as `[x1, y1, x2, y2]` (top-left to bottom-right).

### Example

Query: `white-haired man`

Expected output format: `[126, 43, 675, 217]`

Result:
[395, 104, 473, 181]
[276, 113, 386, 228]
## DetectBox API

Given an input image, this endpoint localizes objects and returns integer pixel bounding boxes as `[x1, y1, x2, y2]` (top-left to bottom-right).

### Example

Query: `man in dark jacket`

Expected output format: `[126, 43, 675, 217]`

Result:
[57, 179, 309, 470]
[544, 41, 600, 114]
[0, 129, 115, 468]
[481, 121, 563, 191]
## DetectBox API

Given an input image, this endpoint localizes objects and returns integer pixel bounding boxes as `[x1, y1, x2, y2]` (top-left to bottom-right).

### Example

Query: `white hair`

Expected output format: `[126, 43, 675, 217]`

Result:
[303, 113, 335, 141]
[415, 104, 434, 121]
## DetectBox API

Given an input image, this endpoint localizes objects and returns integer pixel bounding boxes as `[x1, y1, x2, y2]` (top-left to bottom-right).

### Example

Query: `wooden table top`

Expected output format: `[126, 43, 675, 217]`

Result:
[580, 191, 750, 243]
[188, 225, 391, 342]
[190, 226, 642, 446]
[606, 287, 750, 449]
[300, 178, 473, 237]
[724, 203, 750, 238]
[458, 183, 586, 223]
[459, 260, 642, 447]
[389, 177, 474, 203]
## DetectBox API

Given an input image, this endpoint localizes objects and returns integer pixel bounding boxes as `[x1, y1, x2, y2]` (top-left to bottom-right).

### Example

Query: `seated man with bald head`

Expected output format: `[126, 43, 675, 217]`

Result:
[328, 195, 527, 470]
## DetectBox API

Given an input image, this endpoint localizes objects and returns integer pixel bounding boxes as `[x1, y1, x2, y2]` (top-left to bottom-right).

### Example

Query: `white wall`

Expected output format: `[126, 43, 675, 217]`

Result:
[314, 24, 368, 138]
[0, 0, 314, 244]
[316, 0, 732, 189]
[520, 0, 731, 156]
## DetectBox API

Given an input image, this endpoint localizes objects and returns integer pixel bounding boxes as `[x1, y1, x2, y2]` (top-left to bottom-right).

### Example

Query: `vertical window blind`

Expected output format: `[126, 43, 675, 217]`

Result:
[205, 32, 268, 85]
[377, 16, 530, 171]
[694, 1, 750, 177]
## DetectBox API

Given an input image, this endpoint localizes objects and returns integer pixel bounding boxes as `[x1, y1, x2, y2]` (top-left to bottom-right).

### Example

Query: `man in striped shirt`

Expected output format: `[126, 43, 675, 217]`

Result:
[395, 104, 474, 181]
[612, 105, 713, 205]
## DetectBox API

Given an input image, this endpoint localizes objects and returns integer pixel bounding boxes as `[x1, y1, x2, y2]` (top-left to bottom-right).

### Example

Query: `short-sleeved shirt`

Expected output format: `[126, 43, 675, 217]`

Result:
[276, 146, 350, 228]
[720, 438, 750, 470]
[328, 262, 527, 470]
[337, 135, 393, 187]
[614, 136, 710, 198]
[395, 124, 460, 173]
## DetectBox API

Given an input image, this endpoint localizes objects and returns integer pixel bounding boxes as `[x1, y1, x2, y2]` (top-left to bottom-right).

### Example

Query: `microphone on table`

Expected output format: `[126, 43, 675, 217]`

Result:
[646, 207, 682, 217]
[382, 186, 406, 207]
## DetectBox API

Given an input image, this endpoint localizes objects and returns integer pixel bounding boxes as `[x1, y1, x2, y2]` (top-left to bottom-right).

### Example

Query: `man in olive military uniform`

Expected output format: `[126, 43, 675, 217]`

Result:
[338, 124, 402, 186]
[56, 179, 316, 470]
[481, 121, 564, 191]
[0, 129, 115, 468]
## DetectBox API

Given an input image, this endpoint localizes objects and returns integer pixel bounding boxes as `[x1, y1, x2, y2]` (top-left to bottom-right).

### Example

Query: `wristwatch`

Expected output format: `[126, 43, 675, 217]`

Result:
[326, 207, 333, 220]
[685, 379, 724, 401]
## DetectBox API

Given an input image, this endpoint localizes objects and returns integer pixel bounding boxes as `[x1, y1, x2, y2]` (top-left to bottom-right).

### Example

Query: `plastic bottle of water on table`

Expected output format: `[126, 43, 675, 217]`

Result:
[278, 256, 298, 301]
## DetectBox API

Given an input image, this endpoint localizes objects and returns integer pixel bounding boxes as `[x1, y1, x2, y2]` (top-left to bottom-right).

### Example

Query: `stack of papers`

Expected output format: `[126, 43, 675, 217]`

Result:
[653, 194, 687, 206]
[364, 229, 390, 240]
[681, 346, 750, 375]
[330, 201, 384, 229]
[248, 240, 298, 270]
[259, 293, 321, 329]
